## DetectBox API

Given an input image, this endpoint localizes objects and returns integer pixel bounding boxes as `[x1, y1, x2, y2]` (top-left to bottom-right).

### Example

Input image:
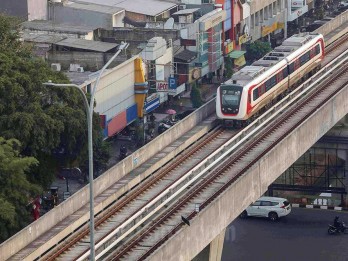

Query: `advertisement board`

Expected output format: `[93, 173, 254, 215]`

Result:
[156, 81, 169, 91]
[291, 0, 304, 8]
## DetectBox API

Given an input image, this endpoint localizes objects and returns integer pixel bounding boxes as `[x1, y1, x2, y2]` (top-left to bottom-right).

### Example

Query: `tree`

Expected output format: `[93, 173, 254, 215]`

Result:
[190, 84, 203, 108]
[224, 57, 233, 79]
[245, 41, 272, 62]
[0, 137, 40, 242]
[0, 14, 110, 188]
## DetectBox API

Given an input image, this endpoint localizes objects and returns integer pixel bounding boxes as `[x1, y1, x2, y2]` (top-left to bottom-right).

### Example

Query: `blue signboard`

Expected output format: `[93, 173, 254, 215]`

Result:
[126, 104, 137, 123]
[145, 98, 160, 113]
[169, 77, 177, 89]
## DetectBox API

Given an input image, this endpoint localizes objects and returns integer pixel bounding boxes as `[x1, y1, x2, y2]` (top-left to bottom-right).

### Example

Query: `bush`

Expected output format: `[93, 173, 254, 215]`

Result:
[190, 84, 203, 108]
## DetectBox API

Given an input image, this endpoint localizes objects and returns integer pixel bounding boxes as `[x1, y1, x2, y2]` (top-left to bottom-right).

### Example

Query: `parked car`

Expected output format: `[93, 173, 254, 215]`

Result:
[240, 196, 291, 221]
[339, 0, 348, 7]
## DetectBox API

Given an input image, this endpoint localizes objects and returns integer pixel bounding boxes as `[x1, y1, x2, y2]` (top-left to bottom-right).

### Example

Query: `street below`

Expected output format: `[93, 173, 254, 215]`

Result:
[222, 208, 348, 261]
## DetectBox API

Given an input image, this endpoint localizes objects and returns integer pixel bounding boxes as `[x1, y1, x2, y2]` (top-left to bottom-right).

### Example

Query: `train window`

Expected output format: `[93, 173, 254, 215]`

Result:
[265, 79, 272, 91]
[260, 84, 265, 95]
[300, 51, 310, 66]
[310, 48, 316, 59]
[283, 68, 288, 78]
[270, 76, 277, 87]
[315, 44, 321, 55]
[253, 88, 259, 101]
[294, 59, 300, 70]
[277, 71, 283, 82]
[289, 63, 294, 74]
[221, 89, 242, 106]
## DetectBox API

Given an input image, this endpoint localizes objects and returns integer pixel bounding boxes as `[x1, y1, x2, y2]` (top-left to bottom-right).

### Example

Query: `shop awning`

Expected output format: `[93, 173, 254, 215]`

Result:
[228, 50, 246, 59]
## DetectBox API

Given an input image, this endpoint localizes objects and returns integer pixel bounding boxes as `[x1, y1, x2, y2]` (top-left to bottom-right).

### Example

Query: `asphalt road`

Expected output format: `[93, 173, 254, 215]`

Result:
[221, 208, 348, 261]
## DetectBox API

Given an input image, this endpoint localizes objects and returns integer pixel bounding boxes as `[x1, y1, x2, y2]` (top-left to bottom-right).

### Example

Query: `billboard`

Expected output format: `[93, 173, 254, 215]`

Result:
[291, 0, 304, 8]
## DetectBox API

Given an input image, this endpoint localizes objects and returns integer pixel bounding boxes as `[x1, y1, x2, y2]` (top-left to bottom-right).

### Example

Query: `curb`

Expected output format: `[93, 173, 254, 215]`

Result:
[291, 203, 348, 212]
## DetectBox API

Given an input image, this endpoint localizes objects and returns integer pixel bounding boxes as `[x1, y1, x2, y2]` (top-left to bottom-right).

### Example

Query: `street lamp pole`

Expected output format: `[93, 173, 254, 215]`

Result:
[44, 42, 128, 260]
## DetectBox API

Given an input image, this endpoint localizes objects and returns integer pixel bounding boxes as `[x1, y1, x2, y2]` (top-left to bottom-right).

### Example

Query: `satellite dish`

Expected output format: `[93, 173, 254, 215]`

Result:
[163, 18, 174, 29]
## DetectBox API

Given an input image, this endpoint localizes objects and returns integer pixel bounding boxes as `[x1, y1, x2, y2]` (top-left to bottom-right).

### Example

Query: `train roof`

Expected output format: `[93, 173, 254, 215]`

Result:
[228, 33, 322, 86]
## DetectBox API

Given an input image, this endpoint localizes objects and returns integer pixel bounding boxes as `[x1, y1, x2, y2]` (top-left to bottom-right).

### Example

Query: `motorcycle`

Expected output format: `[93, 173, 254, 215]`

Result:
[328, 222, 348, 235]
[119, 146, 128, 160]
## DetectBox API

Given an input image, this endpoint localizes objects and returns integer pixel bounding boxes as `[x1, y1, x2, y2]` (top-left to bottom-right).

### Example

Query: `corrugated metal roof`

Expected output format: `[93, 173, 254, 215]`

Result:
[174, 49, 196, 62]
[71, 0, 178, 16]
[22, 33, 65, 44]
[172, 8, 199, 15]
[56, 38, 118, 52]
[65, 1, 124, 14]
[22, 20, 97, 34]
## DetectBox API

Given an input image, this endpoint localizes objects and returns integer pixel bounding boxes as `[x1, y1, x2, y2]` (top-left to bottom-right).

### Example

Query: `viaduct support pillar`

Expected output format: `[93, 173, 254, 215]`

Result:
[209, 228, 226, 261]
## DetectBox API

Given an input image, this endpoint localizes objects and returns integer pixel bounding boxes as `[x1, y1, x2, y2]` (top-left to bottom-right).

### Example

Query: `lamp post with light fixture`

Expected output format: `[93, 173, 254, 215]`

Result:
[44, 42, 129, 260]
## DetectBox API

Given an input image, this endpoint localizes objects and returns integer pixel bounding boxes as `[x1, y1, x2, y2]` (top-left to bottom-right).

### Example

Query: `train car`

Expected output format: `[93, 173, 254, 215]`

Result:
[216, 33, 325, 127]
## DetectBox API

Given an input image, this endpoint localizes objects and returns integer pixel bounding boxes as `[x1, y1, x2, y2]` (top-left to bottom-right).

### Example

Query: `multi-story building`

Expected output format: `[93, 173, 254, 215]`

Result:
[0, 0, 47, 21]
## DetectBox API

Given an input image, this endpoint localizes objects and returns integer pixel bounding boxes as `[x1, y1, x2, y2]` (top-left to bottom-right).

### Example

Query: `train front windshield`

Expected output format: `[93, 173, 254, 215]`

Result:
[220, 85, 243, 114]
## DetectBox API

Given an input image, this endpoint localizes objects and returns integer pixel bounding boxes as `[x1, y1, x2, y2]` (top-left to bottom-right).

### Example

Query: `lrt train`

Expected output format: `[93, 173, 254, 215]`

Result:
[216, 33, 325, 127]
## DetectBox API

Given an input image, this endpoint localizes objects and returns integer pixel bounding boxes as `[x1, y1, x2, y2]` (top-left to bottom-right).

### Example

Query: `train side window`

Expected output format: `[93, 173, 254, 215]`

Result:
[270, 76, 277, 87]
[300, 51, 310, 66]
[277, 71, 283, 82]
[253, 88, 259, 101]
[283, 68, 288, 78]
[265, 79, 272, 91]
[259, 84, 265, 95]
[294, 59, 300, 70]
[315, 44, 320, 55]
[289, 63, 294, 74]
[310, 48, 316, 58]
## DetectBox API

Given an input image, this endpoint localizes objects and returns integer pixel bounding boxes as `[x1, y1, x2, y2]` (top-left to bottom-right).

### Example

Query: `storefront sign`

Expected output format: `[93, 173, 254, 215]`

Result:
[145, 94, 160, 113]
[238, 34, 251, 45]
[156, 81, 168, 91]
[199, 10, 226, 31]
[261, 22, 278, 37]
[277, 22, 285, 30]
[291, 0, 304, 8]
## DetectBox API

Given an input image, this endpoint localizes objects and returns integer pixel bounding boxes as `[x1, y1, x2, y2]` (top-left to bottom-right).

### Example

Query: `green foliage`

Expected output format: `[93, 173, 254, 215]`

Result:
[0, 137, 40, 242]
[245, 41, 272, 62]
[0, 14, 110, 188]
[190, 84, 203, 108]
[225, 57, 233, 79]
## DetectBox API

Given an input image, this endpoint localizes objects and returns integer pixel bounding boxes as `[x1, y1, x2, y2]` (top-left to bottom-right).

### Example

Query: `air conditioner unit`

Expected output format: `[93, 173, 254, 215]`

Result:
[179, 4, 186, 10]
[51, 63, 61, 72]
[77, 66, 84, 73]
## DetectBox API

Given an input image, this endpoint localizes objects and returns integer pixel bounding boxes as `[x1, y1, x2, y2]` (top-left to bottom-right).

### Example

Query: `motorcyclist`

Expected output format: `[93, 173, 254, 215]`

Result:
[334, 216, 343, 230]
[120, 146, 127, 159]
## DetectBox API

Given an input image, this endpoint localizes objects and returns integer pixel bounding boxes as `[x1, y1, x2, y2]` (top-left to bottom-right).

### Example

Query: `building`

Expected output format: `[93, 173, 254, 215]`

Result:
[0, 0, 47, 21]
[48, 1, 125, 30]
[22, 20, 97, 40]
[70, 0, 179, 24]
[66, 56, 147, 138]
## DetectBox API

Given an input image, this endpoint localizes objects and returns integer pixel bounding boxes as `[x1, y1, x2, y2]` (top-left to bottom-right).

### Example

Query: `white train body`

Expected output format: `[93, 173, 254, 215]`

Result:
[216, 33, 325, 122]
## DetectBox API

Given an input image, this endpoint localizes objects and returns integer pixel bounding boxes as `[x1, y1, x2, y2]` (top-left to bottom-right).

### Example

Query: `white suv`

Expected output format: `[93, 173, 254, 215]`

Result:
[240, 196, 291, 221]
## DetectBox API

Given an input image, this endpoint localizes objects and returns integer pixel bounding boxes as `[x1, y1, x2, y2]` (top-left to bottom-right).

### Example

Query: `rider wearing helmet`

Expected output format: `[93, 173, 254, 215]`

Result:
[334, 216, 342, 229]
